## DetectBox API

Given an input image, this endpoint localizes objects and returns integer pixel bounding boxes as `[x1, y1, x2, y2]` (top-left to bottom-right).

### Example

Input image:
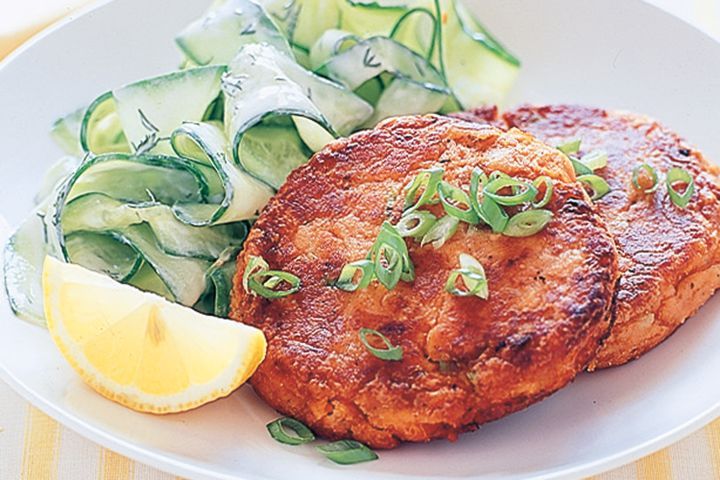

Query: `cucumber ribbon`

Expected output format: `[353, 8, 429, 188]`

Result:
[4, 0, 519, 325]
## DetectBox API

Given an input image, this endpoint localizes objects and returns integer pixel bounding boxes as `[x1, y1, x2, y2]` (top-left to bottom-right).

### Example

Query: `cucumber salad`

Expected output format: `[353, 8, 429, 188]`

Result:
[3, 0, 519, 326]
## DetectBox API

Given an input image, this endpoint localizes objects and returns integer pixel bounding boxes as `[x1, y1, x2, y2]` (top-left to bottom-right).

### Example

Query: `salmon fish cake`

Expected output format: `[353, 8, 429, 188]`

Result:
[458, 105, 720, 369]
[231, 115, 618, 448]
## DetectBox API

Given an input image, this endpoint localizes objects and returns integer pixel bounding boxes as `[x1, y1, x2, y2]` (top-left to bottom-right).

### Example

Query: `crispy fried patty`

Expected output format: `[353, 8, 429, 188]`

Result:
[457, 105, 720, 369]
[230, 115, 618, 448]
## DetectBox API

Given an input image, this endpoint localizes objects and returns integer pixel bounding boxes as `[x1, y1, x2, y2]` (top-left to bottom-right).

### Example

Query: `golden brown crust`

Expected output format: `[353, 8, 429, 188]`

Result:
[230, 115, 618, 448]
[458, 105, 720, 369]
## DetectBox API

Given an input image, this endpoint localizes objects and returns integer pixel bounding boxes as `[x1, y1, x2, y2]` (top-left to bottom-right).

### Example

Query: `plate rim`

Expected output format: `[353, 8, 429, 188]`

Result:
[1, 0, 719, 478]
[3, 345, 719, 480]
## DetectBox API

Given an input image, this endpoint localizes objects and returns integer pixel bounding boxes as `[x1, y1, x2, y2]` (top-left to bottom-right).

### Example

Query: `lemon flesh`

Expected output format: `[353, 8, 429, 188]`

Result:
[42, 256, 266, 413]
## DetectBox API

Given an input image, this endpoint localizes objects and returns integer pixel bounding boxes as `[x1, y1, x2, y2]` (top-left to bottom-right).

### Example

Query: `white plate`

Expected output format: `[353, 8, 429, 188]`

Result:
[2, 0, 720, 478]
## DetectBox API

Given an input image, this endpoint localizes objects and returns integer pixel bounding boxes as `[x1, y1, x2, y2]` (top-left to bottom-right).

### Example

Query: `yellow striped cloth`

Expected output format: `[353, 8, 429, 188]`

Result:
[1, 0, 720, 479]
[1, 381, 720, 479]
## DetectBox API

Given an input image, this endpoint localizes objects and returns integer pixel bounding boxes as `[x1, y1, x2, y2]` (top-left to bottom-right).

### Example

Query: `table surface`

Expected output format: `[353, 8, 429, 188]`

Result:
[1, 0, 719, 479]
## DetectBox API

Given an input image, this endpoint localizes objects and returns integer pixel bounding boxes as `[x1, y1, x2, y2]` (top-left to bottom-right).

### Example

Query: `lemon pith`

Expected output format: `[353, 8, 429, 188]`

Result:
[42, 256, 266, 413]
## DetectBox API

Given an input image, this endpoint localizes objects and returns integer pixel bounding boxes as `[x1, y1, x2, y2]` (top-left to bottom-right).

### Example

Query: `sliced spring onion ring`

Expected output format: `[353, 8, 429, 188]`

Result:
[335, 259, 375, 291]
[458, 252, 488, 291]
[483, 177, 538, 206]
[395, 210, 437, 238]
[242, 255, 269, 293]
[316, 439, 379, 465]
[571, 158, 593, 176]
[556, 140, 595, 175]
[488, 170, 509, 182]
[577, 174, 611, 200]
[470, 167, 509, 233]
[503, 209, 553, 237]
[557, 139, 581, 155]
[580, 150, 608, 171]
[469, 167, 488, 213]
[403, 167, 444, 212]
[266, 417, 316, 446]
[369, 221, 413, 288]
[631, 163, 659, 194]
[445, 253, 488, 298]
[666, 167, 695, 208]
[358, 327, 403, 361]
[243, 255, 301, 298]
[477, 197, 508, 233]
[339, 223, 413, 292]
[373, 243, 403, 289]
[532, 176, 554, 208]
[438, 181, 479, 224]
[377, 222, 413, 282]
[248, 270, 302, 298]
[420, 215, 459, 249]
[446, 268, 487, 297]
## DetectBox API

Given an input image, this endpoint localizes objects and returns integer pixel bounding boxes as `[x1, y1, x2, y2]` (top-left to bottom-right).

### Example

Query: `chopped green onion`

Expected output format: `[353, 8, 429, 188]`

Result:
[631, 163, 659, 193]
[445, 253, 488, 298]
[316, 440, 379, 465]
[556, 140, 594, 176]
[532, 176, 554, 208]
[396, 210, 437, 238]
[267, 417, 315, 446]
[470, 168, 514, 233]
[243, 255, 300, 299]
[421, 215, 459, 249]
[373, 243, 403, 290]
[403, 167, 444, 212]
[335, 260, 374, 292]
[478, 197, 509, 233]
[469, 167, 488, 214]
[446, 268, 487, 297]
[438, 181, 479, 224]
[248, 270, 302, 298]
[569, 157, 593, 176]
[483, 177, 538, 206]
[369, 222, 413, 288]
[557, 139, 581, 155]
[342, 223, 415, 293]
[503, 209, 553, 237]
[577, 174, 611, 200]
[358, 327, 403, 361]
[242, 255, 269, 293]
[489, 170, 510, 182]
[580, 150, 609, 171]
[379, 221, 414, 281]
[666, 167, 695, 208]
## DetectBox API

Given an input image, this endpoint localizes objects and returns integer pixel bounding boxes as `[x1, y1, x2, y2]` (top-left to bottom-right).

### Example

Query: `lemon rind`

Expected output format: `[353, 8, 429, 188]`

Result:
[43, 257, 267, 414]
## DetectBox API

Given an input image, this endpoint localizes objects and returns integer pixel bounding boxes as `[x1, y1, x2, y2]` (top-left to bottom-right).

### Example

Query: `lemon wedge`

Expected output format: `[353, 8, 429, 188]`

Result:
[42, 256, 266, 413]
